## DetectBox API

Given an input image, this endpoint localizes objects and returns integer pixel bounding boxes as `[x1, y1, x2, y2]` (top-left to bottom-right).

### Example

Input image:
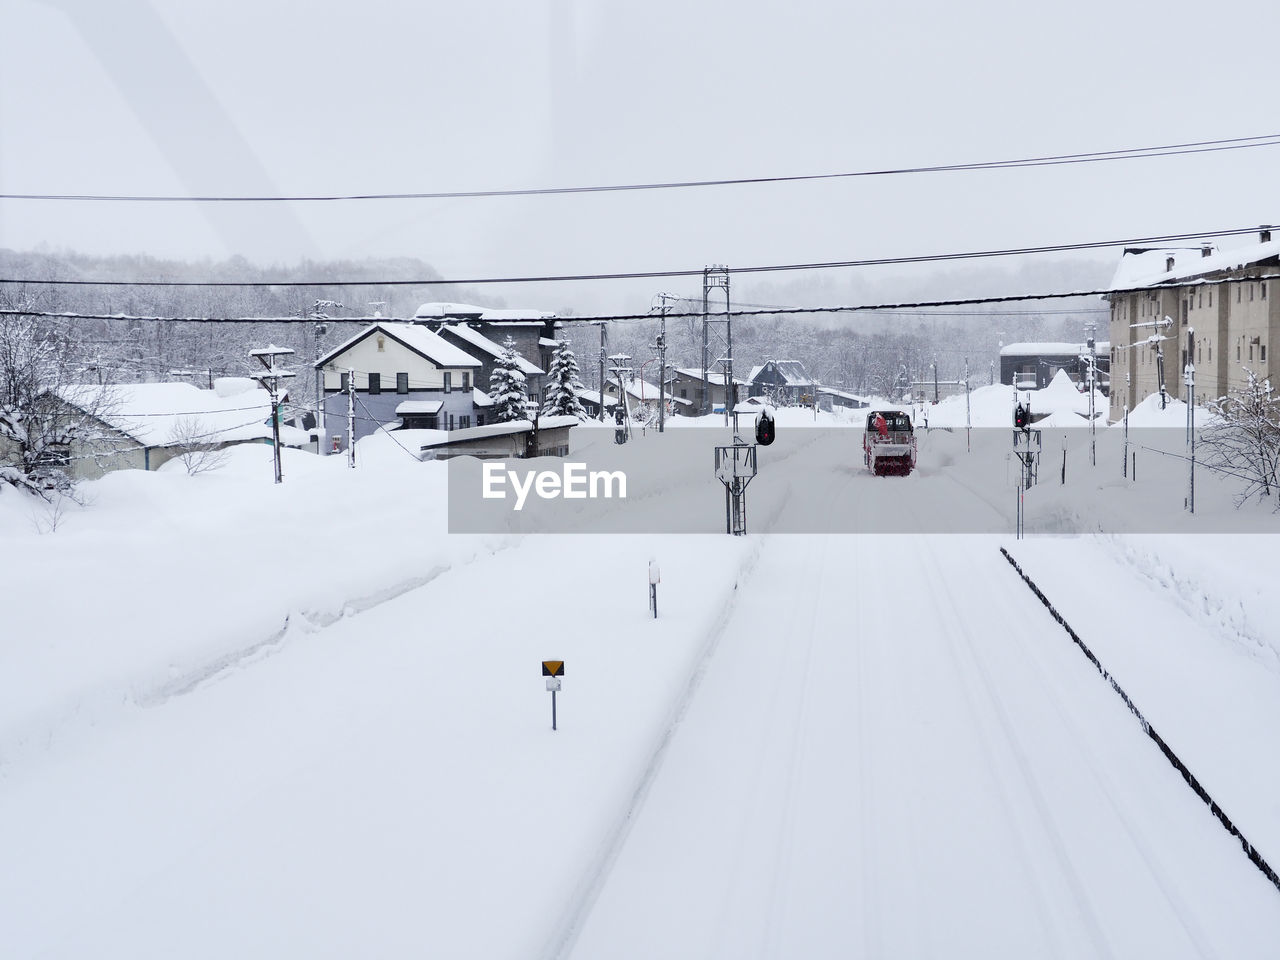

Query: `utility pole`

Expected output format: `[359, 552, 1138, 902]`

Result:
[964, 357, 971, 453]
[654, 293, 676, 433]
[248, 345, 296, 484]
[347, 366, 356, 468]
[591, 321, 608, 421]
[311, 299, 340, 436]
[1086, 321, 1097, 467]
[1186, 326, 1196, 513]
[609, 354, 633, 441]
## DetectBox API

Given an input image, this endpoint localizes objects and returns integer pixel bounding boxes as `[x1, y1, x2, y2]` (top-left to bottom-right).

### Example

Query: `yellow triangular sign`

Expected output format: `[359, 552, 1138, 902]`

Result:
[542, 660, 564, 677]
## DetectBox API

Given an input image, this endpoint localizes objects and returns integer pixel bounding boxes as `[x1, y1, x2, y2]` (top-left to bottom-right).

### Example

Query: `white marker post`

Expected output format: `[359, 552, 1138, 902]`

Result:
[648, 560, 661, 619]
[542, 660, 564, 731]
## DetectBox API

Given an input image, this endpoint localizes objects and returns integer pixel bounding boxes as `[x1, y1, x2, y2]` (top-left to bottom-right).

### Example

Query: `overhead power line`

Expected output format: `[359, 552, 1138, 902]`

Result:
[6, 275, 1277, 327]
[0, 224, 1273, 290]
[2, 134, 1277, 203]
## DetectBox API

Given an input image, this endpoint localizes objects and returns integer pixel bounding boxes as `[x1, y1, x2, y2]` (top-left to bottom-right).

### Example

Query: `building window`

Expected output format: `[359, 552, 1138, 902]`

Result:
[1238, 285, 1242, 303]
[1197, 343, 1201, 364]
[1249, 343, 1254, 360]
[1263, 283, 1268, 300]
[1250, 284, 1255, 301]
[444, 372, 452, 393]
[340, 371, 350, 394]
[397, 372, 409, 394]
[376, 335, 386, 352]
[680, 388, 687, 398]
[1208, 344, 1212, 362]
[1208, 290, 1212, 307]
[459, 415, 471, 429]
[448, 414, 455, 430]
[462, 372, 471, 391]
[477, 415, 485, 426]
[1238, 341, 1242, 361]
[368, 373, 381, 394]
[1263, 344, 1268, 362]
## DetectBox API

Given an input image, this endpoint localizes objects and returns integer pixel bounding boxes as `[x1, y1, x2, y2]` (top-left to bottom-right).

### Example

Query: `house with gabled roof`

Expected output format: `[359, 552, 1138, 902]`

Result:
[315, 322, 485, 451]
[748, 360, 818, 404]
[666, 367, 751, 413]
[1106, 226, 1280, 420]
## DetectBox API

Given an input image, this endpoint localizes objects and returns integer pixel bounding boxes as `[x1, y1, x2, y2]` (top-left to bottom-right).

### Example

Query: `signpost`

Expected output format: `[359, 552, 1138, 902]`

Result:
[648, 561, 660, 618]
[541, 660, 564, 731]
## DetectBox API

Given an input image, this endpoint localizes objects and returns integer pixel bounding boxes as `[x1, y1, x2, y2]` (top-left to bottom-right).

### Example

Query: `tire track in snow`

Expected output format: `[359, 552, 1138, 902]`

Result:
[914, 540, 1091, 960]
[758, 535, 828, 959]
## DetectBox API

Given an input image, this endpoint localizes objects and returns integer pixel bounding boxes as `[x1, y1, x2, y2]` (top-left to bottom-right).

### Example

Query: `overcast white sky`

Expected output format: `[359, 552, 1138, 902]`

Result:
[1, 0, 1278, 312]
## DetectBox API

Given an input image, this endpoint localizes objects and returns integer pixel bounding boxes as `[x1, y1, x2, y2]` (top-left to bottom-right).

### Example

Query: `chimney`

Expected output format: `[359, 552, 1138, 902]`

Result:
[1262, 225, 1273, 243]
[1201, 244, 1213, 258]
[1166, 255, 1176, 272]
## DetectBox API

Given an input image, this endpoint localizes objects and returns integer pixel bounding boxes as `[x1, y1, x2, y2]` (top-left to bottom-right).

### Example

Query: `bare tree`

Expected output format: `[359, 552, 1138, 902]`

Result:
[0, 308, 118, 497]
[167, 416, 230, 475]
[1200, 367, 1280, 506]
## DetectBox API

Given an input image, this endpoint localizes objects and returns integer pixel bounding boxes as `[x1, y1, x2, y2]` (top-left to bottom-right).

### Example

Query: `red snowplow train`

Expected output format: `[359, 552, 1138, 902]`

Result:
[862, 410, 917, 477]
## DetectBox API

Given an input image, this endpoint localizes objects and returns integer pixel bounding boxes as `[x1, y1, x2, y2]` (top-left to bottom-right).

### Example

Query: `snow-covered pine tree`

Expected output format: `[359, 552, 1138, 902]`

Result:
[489, 336, 530, 422]
[541, 340, 587, 419]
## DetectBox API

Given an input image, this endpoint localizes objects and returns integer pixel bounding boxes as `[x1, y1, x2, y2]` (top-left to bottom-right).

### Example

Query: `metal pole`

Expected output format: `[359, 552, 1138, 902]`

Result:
[964, 357, 971, 453]
[551, 688, 557, 731]
[724, 274, 733, 428]
[347, 366, 356, 469]
[1123, 403, 1129, 478]
[1187, 327, 1195, 513]
[658, 302, 668, 433]
[933, 361, 939, 404]
[1088, 324, 1097, 467]
[271, 382, 282, 484]
[702, 273, 710, 417]
[599, 323, 607, 422]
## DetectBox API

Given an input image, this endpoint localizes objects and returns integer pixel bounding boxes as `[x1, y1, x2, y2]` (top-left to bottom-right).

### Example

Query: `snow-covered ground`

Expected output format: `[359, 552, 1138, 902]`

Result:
[3, 410, 1280, 957]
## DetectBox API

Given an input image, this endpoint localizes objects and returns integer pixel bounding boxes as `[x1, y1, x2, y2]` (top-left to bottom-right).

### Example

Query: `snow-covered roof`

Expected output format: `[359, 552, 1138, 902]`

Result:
[395, 400, 443, 416]
[748, 360, 814, 386]
[440, 323, 544, 375]
[605, 377, 693, 405]
[417, 414, 580, 449]
[1108, 234, 1280, 291]
[316, 322, 481, 370]
[817, 386, 868, 402]
[413, 301, 558, 323]
[473, 388, 494, 408]
[60, 381, 276, 447]
[1000, 341, 1111, 357]
[575, 387, 618, 409]
[671, 366, 751, 385]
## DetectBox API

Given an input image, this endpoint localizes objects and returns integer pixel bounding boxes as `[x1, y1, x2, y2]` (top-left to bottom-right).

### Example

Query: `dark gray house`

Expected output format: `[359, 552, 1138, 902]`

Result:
[413, 302, 563, 394]
[748, 360, 818, 404]
[435, 322, 546, 406]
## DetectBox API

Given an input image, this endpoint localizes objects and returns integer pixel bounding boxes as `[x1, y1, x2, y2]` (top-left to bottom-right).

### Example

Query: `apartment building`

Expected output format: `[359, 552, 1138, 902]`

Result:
[1106, 226, 1279, 421]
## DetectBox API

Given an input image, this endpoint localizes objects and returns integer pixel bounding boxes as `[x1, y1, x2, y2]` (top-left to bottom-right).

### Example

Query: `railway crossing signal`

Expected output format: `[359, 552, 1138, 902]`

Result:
[1014, 402, 1029, 430]
[755, 407, 775, 446]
